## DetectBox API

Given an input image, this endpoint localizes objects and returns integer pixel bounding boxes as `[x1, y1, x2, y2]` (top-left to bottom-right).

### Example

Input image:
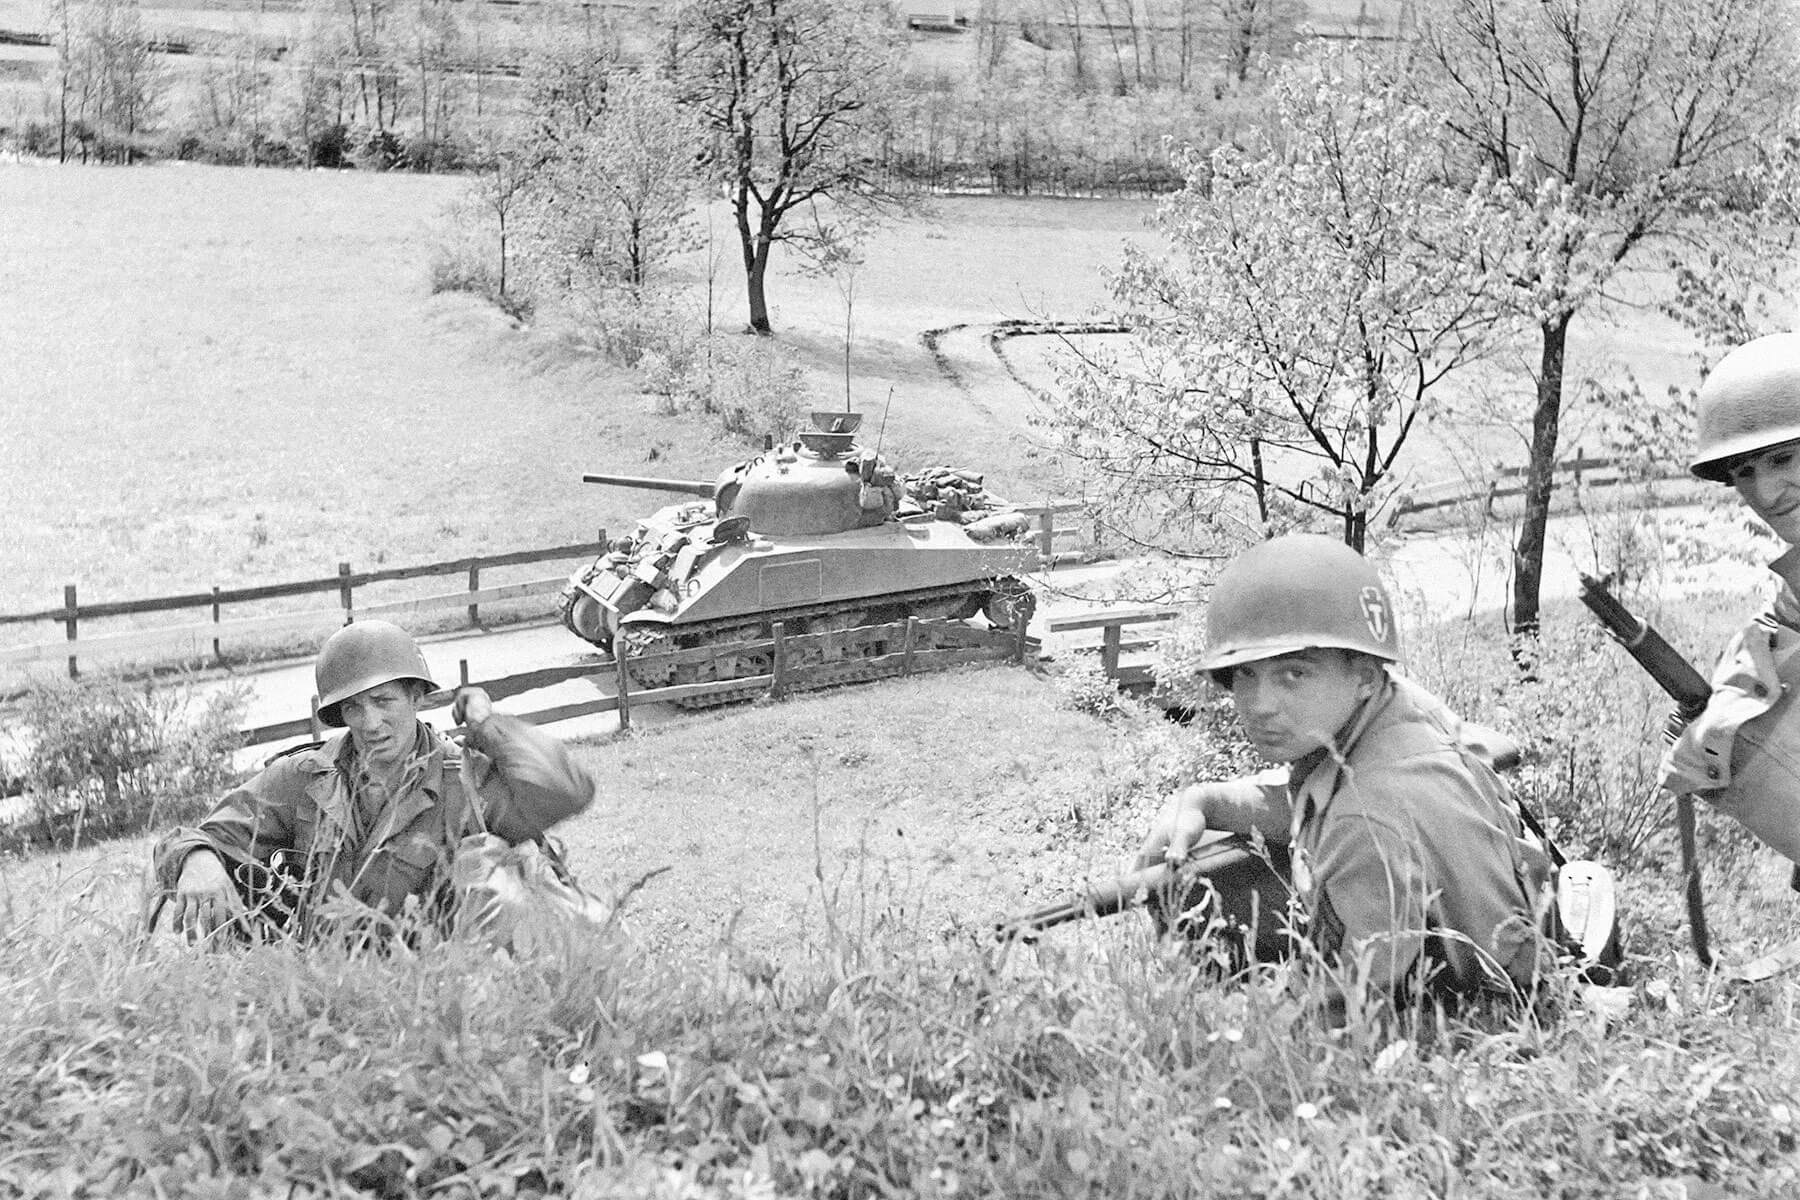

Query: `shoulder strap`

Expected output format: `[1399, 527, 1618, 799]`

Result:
[436, 741, 490, 841]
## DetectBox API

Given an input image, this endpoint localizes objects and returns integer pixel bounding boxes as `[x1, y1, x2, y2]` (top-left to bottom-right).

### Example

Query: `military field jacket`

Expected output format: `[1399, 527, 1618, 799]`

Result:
[1198, 677, 1550, 999]
[152, 713, 596, 930]
[1283, 677, 1551, 1000]
[1661, 548, 1800, 864]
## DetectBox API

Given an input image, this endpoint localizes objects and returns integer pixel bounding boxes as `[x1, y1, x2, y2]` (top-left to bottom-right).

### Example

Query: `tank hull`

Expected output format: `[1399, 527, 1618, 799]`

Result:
[561, 415, 1041, 700]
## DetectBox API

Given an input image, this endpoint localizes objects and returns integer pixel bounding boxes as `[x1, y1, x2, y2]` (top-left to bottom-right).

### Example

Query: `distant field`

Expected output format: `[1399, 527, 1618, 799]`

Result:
[0, 157, 1709, 619]
[0, 162, 1157, 616]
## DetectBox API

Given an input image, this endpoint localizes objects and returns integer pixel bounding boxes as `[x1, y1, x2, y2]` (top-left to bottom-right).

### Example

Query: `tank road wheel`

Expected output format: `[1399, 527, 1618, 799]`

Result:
[560, 565, 614, 653]
[618, 627, 676, 690]
[983, 579, 1037, 632]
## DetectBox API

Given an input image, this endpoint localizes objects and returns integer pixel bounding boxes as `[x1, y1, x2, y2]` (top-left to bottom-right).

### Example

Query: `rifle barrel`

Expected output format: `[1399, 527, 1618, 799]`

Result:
[998, 840, 1257, 937]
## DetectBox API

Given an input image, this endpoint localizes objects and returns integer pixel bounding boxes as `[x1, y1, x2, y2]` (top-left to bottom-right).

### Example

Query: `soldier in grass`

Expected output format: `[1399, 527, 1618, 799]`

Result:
[1660, 331, 1800, 868]
[148, 619, 597, 944]
[1135, 535, 1556, 1016]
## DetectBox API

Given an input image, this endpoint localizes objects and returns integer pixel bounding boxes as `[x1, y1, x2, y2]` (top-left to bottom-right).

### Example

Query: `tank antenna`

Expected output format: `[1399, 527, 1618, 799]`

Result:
[873, 386, 894, 458]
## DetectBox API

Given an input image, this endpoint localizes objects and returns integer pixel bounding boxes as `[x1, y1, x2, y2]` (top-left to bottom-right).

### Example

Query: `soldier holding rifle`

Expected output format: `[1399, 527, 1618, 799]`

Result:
[1660, 332, 1800, 868]
[1127, 535, 1555, 1015]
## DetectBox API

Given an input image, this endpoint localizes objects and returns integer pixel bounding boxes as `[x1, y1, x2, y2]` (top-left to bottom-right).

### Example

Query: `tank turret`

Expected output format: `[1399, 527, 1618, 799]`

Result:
[559, 409, 1037, 701]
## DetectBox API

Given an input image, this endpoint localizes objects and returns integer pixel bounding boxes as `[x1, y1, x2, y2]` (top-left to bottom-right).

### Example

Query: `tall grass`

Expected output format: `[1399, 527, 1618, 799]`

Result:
[4, 658, 1800, 1196]
[4, 846, 1798, 1197]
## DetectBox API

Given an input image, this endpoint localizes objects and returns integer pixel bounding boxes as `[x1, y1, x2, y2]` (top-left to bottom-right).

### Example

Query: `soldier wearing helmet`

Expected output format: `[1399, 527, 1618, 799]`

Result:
[149, 619, 597, 943]
[1136, 534, 1553, 1014]
[1661, 331, 1800, 867]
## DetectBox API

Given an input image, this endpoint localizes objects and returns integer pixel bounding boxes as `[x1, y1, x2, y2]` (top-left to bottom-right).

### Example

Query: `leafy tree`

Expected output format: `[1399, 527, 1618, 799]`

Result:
[1416, 0, 1799, 635]
[671, 0, 903, 334]
[1044, 51, 1516, 554]
[523, 72, 703, 298]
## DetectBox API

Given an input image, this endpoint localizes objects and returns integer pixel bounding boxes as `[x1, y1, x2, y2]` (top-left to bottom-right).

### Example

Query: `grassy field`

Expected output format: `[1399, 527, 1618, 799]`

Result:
[7, 659, 1800, 1196]
[0, 163, 1155, 621]
[0, 159, 1709, 624]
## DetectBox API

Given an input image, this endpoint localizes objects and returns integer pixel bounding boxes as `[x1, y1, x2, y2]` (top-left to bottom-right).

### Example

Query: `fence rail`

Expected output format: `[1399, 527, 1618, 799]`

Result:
[0, 539, 608, 679]
[1393, 454, 1695, 523]
[1046, 606, 1181, 689]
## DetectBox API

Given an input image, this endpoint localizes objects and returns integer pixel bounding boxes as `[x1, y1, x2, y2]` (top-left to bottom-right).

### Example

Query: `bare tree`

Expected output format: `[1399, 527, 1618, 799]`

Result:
[54, 0, 164, 162]
[1417, 0, 1799, 634]
[1213, 0, 1301, 85]
[672, 0, 903, 334]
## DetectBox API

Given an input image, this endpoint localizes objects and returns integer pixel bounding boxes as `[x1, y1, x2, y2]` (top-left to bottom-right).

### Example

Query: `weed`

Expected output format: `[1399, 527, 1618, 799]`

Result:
[5, 672, 247, 852]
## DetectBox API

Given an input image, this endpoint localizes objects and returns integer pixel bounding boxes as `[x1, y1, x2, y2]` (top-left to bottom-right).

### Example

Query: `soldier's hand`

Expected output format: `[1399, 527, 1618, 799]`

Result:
[452, 686, 493, 729]
[1135, 784, 1210, 871]
[170, 849, 244, 941]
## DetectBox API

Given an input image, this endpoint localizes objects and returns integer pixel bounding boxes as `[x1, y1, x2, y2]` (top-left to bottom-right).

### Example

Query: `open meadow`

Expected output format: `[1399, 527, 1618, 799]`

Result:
[4, 156, 1799, 1195]
[0, 160, 1708, 619]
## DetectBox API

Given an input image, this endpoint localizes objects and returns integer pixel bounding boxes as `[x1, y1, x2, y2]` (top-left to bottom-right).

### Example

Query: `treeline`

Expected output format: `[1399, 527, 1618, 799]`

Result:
[3, 0, 1360, 192]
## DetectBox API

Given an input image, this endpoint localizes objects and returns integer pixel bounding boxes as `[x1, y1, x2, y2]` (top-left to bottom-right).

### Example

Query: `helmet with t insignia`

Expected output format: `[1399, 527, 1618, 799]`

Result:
[1199, 534, 1400, 680]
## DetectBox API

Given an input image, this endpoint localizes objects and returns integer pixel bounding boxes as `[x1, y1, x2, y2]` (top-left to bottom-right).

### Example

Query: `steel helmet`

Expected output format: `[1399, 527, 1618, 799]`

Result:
[1690, 331, 1800, 483]
[1200, 534, 1400, 676]
[314, 619, 438, 727]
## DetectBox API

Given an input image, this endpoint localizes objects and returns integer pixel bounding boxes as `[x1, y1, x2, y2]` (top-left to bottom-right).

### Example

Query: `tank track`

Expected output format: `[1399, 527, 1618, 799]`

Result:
[615, 578, 1029, 708]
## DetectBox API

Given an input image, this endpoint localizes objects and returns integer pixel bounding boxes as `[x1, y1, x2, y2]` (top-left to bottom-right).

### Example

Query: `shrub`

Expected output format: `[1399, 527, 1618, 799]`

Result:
[4, 673, 248, 852]
[559, 284, 685, 369]
[308, 123, 350, 169]
[348, 125, 406, 171]
[689, 335, 810, 442]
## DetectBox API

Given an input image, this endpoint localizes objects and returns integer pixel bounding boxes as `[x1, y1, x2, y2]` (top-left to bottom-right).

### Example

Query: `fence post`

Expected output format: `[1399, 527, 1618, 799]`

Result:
[1037, 504, 1055, 569]
[467, 562, 481, 626]
[459, 658, 470, 687]
[902, 616, 919, 676]
[771, 621, 788, 700]
[614, 647, 632, 731]
[63, 584, 78, 678]
[211, 585, 223, 663]
[1012, 607, 1029, 664]
[337, 561, 353, 623]
[1101, 620, 1122, 679]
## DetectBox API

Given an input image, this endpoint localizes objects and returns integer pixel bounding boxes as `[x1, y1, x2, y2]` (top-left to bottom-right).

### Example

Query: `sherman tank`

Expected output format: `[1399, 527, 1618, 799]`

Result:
[559, 411, 1039, 695]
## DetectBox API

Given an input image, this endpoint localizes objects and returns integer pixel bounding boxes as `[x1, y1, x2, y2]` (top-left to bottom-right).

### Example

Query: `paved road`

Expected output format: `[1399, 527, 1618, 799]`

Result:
[211, 559, 1147, 769]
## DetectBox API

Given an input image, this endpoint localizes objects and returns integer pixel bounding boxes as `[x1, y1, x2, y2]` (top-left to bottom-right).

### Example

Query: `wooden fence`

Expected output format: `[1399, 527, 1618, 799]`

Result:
[1044, 606, 1181, 690]
[0, 501, 1092, 682]
[239, 613, 1038, 748]
[1393, 453, 1695, 524]
[0, 538, 609, 679]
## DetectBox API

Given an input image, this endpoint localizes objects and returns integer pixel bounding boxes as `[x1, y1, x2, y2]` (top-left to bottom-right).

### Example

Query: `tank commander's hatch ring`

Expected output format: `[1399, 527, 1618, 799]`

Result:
[809, 411, 863, 434]
[711, 515, 752, 544]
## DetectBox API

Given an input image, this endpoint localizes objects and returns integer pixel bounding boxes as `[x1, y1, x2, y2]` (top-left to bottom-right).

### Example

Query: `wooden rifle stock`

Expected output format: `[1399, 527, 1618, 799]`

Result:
[1576, 571, 1713, 966]
[997, 837, 1256, 939]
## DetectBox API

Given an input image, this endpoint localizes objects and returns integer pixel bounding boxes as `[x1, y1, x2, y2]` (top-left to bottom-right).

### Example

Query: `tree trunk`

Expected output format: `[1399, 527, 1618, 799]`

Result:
[1510, 311, 1571, 638]
[737, 189, 773, 334]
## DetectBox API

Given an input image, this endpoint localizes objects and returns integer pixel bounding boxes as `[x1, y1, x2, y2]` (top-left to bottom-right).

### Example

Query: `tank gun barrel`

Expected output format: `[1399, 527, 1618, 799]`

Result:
[582, 472, 717, 498]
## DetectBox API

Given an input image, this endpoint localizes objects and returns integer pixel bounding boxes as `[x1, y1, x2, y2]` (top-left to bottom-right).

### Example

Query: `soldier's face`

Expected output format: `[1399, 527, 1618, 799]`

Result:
[1729, 439, 1800, 546]
[1229, 649, 1380, 763]
[339, 680, 423, 775]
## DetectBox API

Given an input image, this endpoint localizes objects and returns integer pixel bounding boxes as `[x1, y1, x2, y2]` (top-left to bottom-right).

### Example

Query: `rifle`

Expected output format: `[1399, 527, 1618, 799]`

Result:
[997, 833, 1260, 939]
[1577, 572, 1713, 966]
[999, 724, 1528, 941]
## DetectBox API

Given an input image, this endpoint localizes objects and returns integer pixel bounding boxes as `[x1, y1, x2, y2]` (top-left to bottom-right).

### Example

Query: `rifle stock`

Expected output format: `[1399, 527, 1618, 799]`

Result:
[997, 837, 1256, 938]
[1576, 571, 1713, 967]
